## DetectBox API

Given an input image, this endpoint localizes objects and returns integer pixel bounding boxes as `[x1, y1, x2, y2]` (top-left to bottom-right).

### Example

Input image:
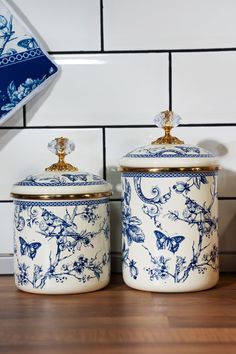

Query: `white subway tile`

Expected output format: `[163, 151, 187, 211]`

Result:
[172, 52, 236, 124]
[219, 200, 236, 253]
[13, 0, 101, 51]
[0, 203, 14, 254]
[106, 126, 236, 198]
[26, 54, 168, 126]
[0, 128, 103, 199]
[104, 0, 236, 50]
[110, 201, 122, 253]
[0, 256, 13, 274]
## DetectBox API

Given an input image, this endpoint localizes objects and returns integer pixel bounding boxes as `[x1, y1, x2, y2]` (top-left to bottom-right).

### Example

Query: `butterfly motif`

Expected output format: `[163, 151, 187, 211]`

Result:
[17, 37, 38, 50]
[154, 231, 185, 254]
[19, 236, 41, 260]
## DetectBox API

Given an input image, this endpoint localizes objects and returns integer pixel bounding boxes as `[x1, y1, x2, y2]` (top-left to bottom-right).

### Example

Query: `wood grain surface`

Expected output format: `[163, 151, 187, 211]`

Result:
[0, 274, 236, 354]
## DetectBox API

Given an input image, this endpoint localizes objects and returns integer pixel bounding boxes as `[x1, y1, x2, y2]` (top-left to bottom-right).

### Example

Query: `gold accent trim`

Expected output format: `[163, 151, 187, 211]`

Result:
[46, 137, 78, 172]
[11, 191, 112, 200]
[152, 110, 184, 145]
[119, 166, 219, 173]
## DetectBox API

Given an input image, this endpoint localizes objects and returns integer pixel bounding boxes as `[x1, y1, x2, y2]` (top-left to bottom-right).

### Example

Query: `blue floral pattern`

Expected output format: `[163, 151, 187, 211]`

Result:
[0, 13, 15, 57]
[122, 178, 145, 246]
[124, 145, 214, 158]
[0, 2, 58, 122]
[1, 75, 50, 112]
[121, 171, 218, 284]
[14, 200, 110, 290]
[122, 243, 139, 280]
[15, 172, 107, 187]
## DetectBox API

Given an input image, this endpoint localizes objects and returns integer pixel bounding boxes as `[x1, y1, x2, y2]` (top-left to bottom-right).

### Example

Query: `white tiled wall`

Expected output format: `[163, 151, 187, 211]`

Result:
[103, 0, 236, 50]
[1, 0, 236, 273]
[172, 52, 236, 124]
[14, 0, 101, 51]
[26, 54, 168, 126]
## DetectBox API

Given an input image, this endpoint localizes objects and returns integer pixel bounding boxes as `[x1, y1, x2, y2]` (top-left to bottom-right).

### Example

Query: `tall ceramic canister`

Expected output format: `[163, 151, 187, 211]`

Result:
[119, 111, 219, 292]
[11, 137, 112, 294]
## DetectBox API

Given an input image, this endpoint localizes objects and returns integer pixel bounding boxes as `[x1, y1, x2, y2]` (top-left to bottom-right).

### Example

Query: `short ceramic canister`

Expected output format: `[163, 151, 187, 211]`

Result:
[119, 111, 219, 292]
[11, 138, 112, 294]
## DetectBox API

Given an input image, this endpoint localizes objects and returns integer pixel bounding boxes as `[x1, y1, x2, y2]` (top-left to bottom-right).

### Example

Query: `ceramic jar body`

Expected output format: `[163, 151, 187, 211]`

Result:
[121, 171, 219, 292]
[13, 198, 110, 294]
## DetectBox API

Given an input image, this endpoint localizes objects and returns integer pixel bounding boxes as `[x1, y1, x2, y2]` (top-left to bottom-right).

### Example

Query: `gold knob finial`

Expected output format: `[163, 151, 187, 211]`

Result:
[151, 110, 184, 145]
[45, 137, 78, 172]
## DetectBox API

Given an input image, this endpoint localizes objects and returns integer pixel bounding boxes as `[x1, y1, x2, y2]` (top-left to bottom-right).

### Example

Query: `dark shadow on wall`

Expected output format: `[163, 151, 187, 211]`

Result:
[219, 201, 236, 252]
[106, 165, 122, 199]
[198, 139, 228, 157]
[198, 139, 236, 198]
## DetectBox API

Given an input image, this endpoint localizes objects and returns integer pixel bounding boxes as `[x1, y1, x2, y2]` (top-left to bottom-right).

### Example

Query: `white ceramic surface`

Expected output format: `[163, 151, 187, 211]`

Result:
[12, 171, 112, 196]
[172, 52, 236, 124]
[14, 0, 101, 51]
[11, 137, 111, 294]
[26, 54, 168, 126]
[1, 198, 235, 275]
[120, 144, 217, 168]
[13, 198, 110, 294]
[111, 198, 236, 255]
[121, 171, 219, 292]
[0, 129, 103, 200]
[106, 126, 236, 198]
[120, 115, 219, 292]
[104, 0, 236, 50]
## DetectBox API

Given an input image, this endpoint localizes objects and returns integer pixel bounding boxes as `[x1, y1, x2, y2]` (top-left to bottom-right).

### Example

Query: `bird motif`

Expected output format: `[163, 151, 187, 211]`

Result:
[39, 209, 77, 237]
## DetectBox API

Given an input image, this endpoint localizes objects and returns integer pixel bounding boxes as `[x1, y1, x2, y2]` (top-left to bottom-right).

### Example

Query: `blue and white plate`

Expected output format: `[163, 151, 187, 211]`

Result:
[0, 0, 59, 125]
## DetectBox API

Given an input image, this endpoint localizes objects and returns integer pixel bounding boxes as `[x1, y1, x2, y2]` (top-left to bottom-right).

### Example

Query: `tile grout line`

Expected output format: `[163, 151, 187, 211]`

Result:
[218, 197, 236, 200]
[1, 123, 236, 130]
[48, 47, 236, 55]
[100, 0, 104, 52]
[168, 52, 172, 111]
[23, 105, 27, 128]
[102, 127, 107, 180]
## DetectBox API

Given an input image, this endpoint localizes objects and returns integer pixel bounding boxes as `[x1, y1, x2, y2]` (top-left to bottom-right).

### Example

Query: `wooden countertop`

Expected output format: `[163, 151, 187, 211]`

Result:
[0, 274, 236, 354]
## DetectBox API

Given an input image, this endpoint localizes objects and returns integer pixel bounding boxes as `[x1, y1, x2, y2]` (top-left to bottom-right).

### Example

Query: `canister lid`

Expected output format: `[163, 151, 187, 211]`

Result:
[11, 137, 112, 200]
[120, 111, 219, 171]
